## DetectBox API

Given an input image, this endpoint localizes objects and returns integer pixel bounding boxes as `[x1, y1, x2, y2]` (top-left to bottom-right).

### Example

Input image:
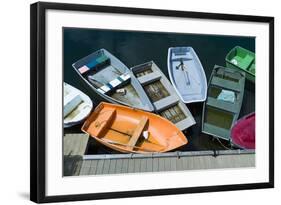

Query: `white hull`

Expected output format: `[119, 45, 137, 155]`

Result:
[64, 82, 93, 128]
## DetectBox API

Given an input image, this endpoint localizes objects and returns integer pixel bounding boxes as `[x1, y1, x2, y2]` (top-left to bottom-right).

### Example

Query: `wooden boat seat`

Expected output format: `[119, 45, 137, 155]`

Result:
[207, 97, 238, 113]
[86, 55, 109, 69]
[127, 116, 148, 150]
[87, 108, 116, 137]
[240, 54, 254, 69]
[64, 92, 83, 117]
[96, 73, 131, 94]
[78, 55, 110, 74]
[137, 71, 161, 85]
[171, 57, 192, 62]
[153, 95, 179, 110]
[212, 76, 241, 92]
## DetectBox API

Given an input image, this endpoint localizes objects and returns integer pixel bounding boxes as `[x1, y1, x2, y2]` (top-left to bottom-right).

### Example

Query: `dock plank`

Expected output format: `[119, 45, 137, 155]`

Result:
[102, 159, 111, 175]
[108, 160, 117, 174]
[121, 159, 129, 173]
[134, 159, 141, 173]
[158, 158, 165, 172]
[140, 158, 147, 172]
[95, 160, 105, 175]
[79, 160, 92, 175]
[164, 158, 171, 171]
[170, 158, 177, 171]
[128, 159, 135, 173]
[176, 158, 184, 170]
[152, 158, 159, 172]
[64, 133, 89, 156]
[115, 159, 123, 173]
[76, 153, 255, 176]
[88, 160, 98, 175]
[146, 158, 153, 172]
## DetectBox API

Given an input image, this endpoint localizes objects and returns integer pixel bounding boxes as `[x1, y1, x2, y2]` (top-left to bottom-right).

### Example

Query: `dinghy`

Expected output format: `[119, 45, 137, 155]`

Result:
[225, 46, 255, 82]
[64, 82, 93, 128]
[82, 102, 188, 153]
[131, 61, 196, 130]
[230, 113, 255, 149]
[72, 49, 154, 112]
[202, 65, 245, 141]
[167, 47, 207, 103]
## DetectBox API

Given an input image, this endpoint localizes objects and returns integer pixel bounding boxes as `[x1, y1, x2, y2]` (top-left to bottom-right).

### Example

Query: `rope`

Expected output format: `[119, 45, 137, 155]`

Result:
[214, 136, 232, 150]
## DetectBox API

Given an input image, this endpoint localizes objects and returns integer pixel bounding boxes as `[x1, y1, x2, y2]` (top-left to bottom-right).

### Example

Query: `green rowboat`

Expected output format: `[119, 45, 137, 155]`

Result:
[225, 46, 255, 82]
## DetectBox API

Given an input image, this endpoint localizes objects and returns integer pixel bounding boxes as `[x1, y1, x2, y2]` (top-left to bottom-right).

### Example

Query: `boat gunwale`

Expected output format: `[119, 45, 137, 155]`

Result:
[167, 47, 208, 104]
[63, 82, 93, 128]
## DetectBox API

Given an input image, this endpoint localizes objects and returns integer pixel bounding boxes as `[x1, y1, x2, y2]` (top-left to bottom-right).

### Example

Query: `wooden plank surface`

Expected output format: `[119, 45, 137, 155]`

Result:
[74, 153, 255, 176]
[64, 133, 89, 156]
[63, 133, 89, 176]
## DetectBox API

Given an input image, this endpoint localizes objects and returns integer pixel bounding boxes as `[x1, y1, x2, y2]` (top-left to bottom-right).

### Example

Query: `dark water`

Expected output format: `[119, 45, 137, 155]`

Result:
[63, 28, 255, 153]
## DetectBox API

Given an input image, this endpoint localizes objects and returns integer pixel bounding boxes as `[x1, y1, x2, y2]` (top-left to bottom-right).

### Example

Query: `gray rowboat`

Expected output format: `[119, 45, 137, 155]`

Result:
[131, 61, 196, 131]
[72, 49, 154, 112]
[201, 65, 246, 141]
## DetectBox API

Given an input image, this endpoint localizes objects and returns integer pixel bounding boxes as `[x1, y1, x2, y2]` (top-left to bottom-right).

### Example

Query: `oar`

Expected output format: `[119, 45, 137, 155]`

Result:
[102, 139, 164, 152]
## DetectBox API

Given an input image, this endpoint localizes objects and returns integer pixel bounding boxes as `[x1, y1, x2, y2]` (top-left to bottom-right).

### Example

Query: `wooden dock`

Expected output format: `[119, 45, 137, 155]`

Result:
[64, 133, 255, 176]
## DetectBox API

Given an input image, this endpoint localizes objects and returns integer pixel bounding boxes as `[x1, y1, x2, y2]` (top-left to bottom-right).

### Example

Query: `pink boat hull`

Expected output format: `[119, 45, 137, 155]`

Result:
[231, 113, 255, 149]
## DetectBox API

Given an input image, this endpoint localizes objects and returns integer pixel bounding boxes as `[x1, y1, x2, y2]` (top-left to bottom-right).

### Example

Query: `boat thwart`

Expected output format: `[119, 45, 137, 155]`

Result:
[64, 82, 93, 128]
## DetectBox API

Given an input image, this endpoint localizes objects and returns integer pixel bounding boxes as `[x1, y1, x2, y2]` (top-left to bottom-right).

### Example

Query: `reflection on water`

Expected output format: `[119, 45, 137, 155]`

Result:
[64, 28, 255, 152]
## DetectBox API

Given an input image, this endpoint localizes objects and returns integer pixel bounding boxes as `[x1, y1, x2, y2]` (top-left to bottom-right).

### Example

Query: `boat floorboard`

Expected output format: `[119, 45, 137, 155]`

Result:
[63, 134, 255, 176]
[110, 84, 143, 108]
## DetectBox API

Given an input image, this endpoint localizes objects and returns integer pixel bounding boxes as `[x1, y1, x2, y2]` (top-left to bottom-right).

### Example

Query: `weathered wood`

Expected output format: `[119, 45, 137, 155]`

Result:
[115, 159, 123, 173]
[121, 159, 129, 173]
[164, 158, 171, 171]
[128, 159, 135, 173]
[176, 157, 184, 170]
[95, 160, 105, 175]
[63, 155, 82, 176]
[77, 153, 255, 176]
[170, 158, 177, 171]
[88, 160, 98, 175]
[64, 133, 89, 156]
[102, 159, 111, 174]
[158, 158, 165, 172]
[140, 158, 147, 172]
[108, 159, 117, 174]
[146, 158, 153, 172]
[79, 160, 92, 175]
[133, 159, 141, 173]
[152, 158, 159, 172]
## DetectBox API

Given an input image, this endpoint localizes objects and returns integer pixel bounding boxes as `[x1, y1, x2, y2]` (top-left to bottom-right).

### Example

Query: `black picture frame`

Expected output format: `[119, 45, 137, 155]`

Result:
[30, 1, 274, 203]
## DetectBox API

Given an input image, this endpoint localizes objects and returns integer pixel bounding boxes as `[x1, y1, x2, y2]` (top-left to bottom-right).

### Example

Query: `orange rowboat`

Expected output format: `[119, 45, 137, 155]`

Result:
[82, 102, 188, 153]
